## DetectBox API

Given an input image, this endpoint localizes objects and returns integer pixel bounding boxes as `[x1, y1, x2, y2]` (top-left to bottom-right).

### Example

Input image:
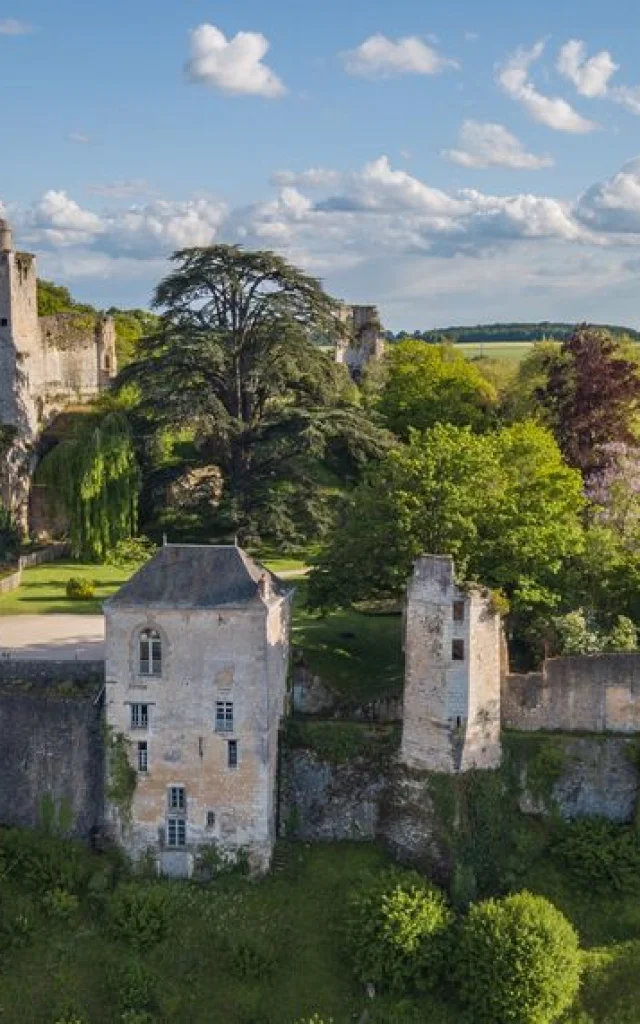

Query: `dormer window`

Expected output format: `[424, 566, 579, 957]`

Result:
[139, 629, 162, 676]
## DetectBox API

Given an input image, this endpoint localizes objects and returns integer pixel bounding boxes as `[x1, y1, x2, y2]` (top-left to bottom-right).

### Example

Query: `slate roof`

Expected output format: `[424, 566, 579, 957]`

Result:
[104, 545, 287, 610]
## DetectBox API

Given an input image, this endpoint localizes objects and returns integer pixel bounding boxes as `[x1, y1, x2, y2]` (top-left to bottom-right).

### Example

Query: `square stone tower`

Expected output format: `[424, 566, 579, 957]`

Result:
[0, 220, 41, 443]
[401, 555, 502, 773]
[335, 304, 386, 382]
[104, 545, 293, 876]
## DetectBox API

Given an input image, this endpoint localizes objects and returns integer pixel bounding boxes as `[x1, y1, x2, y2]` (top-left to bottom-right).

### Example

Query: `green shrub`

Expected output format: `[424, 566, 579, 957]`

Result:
[107, 882, 170, 950]
[42, 887, 80, 919]
[120, 1013, 155, 1024]
[346, 869, 453, 994]
[0, 504, 20, 563]
[455, 891, 581, 1024]
[106, 536, 156, 568]
[65, 576, 97, 600]
[553, 818, 640, 892]
[229, 937, 276, 979]
[117, 958, 156, 1013]
[294, 1016, 334, 1024]
[0, 828, 93, 894]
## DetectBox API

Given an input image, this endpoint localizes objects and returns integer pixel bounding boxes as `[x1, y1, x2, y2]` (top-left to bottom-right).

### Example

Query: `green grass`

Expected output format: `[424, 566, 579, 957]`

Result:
[292, 583, 403, 702]
[0, 561, 132, 615]
[456, 340, 535, 362]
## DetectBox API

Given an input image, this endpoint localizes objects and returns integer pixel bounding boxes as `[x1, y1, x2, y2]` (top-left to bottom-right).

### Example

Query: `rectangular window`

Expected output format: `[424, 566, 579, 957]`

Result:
[453, 600, 465, 623]
[167, 818, 186, 847]
[452, 639, 465, 662]
[216, 701, 234, 733]
[168, 786, 186, 812]
[206, 811, 216, 829]
[130, 703, 149, 730]
[227, 739, 238, 769]
[0, 318, 7, 328]
[137, 741, 148, 773]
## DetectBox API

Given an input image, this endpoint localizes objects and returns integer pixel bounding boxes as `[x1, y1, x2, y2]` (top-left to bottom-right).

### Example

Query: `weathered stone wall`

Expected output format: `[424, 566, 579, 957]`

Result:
[40, 313, 116, 407]
[291, 663, 402, 722]
[402, 556, 501, 773]
[0, 662, 104, 838]
[503, 653, 640, 733]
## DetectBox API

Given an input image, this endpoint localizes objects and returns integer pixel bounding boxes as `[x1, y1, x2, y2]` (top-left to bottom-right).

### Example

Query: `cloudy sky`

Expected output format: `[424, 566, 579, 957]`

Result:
[3, 0, 640, 328]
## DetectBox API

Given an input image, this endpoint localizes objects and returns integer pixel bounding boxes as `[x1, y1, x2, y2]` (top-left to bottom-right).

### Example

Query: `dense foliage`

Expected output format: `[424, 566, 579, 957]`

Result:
[388, 321, 640, 344]
[0, 503, 20, 563]
[121, 245, 389, 547]
[309, 421, 585, 639]
[346, 869, 453, 993]
[455, 892, 581, 1024]
[36, 409, 139, 561]
[377, 341, 497, 437]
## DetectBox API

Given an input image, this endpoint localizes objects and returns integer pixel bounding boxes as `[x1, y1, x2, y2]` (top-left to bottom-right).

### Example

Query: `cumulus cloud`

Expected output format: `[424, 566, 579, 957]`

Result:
[26, 191, 104, 246]
[342, 33, 457, 77]
[270, 168, 342, 189]
[0, 18, 32, 35]
[611, 85, 640, 115]
[498, 41, 597, 132]
[575, 157, 640, 233]
[443, 121, 553, 170]
[557, 40, 618, 98]
[185, 23, 286, 97]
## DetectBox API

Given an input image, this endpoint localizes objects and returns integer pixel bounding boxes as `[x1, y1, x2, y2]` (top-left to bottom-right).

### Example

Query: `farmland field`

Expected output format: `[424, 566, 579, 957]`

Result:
[456, 340, 535, 362]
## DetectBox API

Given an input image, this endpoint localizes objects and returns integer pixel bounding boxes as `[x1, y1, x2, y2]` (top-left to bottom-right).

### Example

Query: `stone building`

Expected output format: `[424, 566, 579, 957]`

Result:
[103, 544, 293, 876]
[401, 555, 502, 773]
[335, 304, 386, 381]
[0, 217, 116, 521]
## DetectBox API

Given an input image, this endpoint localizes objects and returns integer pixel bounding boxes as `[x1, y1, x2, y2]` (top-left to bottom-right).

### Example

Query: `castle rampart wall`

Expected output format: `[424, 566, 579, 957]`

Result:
[503, 653, 640, 733]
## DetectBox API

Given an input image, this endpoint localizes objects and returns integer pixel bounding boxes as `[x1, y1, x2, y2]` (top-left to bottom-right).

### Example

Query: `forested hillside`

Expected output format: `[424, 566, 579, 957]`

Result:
[388, 321, 640, 344]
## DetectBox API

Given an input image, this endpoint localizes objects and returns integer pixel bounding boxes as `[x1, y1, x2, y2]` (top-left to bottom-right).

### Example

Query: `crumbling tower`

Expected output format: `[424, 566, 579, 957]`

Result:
[335, 304, 386, 382]
[401, 555, 502, 773]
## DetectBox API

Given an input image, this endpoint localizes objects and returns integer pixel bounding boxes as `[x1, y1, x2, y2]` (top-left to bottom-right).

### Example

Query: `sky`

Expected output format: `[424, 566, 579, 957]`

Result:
[2, 0, 640, 329]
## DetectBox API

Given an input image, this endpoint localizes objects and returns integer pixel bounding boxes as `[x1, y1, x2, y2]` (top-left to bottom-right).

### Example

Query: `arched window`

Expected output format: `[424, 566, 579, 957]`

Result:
[139, 628, 162, 676]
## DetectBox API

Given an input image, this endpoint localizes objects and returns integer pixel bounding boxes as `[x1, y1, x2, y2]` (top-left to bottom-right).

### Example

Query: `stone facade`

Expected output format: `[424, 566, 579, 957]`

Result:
[503, 653, 640, 733]
[104, 545, 292, 876]
[335, 303, 386, 381]
[0, 218, 116, 521]
[401, 556, 502, 773]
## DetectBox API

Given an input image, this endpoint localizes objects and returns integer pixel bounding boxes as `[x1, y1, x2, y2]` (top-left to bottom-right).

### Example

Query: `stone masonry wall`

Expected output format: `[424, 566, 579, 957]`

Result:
[503, 653, 640, 733]
[0, 661, 104, 838]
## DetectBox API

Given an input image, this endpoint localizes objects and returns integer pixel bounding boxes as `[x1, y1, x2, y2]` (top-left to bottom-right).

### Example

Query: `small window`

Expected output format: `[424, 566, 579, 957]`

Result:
[167, 818, 186, 847]
[453, 600, 465, 622]
[0, 318, 7, 327]
[216, 701, 234, 733]
[139, 629, 162, 676]
[168, 786, 186, 812]
[227, 739, 238, 769]
[452, 639, 465, 662]
[206, 811, 216, 829]
[137, 741, 148, 773]
[130, 703, 149, 730]
[456, 715, 462, 729]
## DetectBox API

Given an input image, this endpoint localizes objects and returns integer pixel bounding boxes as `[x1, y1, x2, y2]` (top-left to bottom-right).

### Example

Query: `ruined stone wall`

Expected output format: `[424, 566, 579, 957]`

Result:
[40, 313, 116, 409]
[503, 653, 640, 733]
[0, 661, 104, 838]
[104, 598, 290, 874]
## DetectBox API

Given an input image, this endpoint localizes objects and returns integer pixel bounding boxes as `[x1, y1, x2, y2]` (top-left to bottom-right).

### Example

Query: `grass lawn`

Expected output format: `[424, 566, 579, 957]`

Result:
[456, 340, 535, 362]
[292, 582, 403, 702]
[0, 561, 132, 615]
[2, 831, 640, 1024]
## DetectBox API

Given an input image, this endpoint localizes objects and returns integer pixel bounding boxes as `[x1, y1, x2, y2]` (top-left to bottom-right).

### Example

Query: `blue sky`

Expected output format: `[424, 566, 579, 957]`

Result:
[2, 0, 640, 327]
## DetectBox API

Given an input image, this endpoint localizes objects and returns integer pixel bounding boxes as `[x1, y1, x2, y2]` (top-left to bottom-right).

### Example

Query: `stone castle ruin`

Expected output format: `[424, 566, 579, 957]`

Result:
[1, 545, 640, 872]
[0, 217, 117, 524]
[335, 303, 386, 382]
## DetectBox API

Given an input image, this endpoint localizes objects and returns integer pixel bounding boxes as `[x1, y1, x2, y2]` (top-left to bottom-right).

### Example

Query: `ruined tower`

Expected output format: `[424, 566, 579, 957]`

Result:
[0, 219, 41, 443]
[335, 304, 386, 382]
[401, 555, 502, 773]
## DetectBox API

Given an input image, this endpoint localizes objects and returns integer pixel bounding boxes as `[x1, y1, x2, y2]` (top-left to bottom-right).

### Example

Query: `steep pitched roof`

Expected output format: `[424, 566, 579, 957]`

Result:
[104, 545, 287, 610]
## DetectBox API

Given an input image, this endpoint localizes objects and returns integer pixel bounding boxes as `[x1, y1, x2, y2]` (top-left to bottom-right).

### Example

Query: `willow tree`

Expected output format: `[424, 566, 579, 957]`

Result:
[121, 245, 389, 544]
[36, 410, 139, 561]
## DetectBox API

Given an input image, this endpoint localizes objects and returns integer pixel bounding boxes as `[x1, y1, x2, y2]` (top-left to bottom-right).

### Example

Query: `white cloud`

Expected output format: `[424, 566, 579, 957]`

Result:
[575, 157, 640, 233]
[611, 85, 640, 115]
[0, 18, 32, 35]
[185, 23, 286, 98]
[464, 32, 479, 42]
[67, 132, 92, 145]
[498, 41, 597, 132]
[443, 121, 553, 170]
[87, 180, 150, 199]
[270, 168, 342, 189]
[342, 33, 457, 77]
[27, 191, 104, 246]
[557, 40, 618, 98]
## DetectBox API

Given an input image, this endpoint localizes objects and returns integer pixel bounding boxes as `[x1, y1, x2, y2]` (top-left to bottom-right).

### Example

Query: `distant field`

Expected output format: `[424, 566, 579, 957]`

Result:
[456, 340, 535, 362]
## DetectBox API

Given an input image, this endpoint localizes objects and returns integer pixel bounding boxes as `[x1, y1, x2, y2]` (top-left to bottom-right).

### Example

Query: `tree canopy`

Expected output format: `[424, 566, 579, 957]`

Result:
[376, 340, 497, 437]
[308, 421, 585, 635]
[121, 245, 389, 546]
